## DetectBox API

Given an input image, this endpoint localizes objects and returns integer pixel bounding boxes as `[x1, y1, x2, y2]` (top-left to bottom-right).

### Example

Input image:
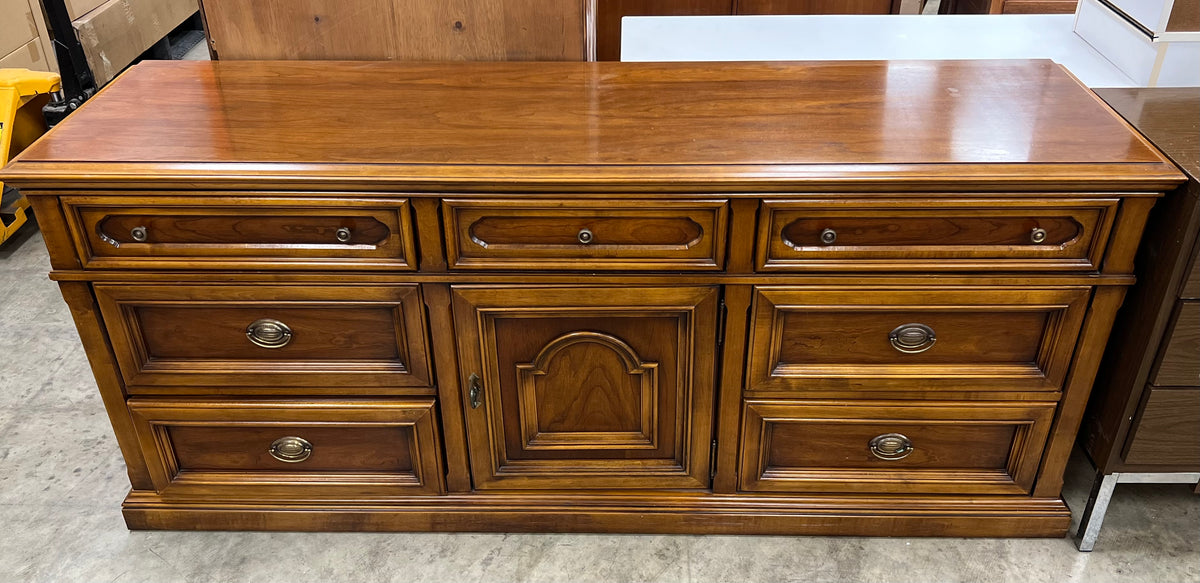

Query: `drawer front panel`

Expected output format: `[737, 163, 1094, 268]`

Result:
[95, 284, 432, 391]
[747, 286, 1090, 393]
[1152, 301, 1200, 386]
[1183, 250, 1199, 299]
[739, 400, 1055, 494]
[758, 199, 1118, 271]
[1124, 388, 1200, 466]
[443, 199, 728, 270]
[63, 196, 417, 270]
[129, 399, 443, 498]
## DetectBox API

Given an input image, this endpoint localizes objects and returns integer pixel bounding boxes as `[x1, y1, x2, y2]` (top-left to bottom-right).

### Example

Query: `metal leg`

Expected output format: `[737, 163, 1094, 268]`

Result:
[1075, 471, 1120, 551]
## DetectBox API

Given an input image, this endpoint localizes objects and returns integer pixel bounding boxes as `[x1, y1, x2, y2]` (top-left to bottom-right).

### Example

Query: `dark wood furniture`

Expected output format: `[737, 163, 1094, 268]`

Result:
[1076, 88, 1200, 551]
[0, 60, 1183, 536]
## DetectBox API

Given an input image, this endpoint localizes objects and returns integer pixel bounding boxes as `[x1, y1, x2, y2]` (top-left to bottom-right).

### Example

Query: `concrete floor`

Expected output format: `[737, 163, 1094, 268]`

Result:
[0, 219, 1196, 583]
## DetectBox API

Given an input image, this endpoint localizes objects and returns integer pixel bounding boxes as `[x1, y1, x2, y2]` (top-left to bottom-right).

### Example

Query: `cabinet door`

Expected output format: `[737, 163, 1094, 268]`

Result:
[452, 286, 718, 489]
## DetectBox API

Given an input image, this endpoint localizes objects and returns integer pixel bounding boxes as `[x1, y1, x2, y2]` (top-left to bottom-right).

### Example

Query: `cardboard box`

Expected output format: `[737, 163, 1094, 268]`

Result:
[64, 0, 109, 20]
[72, 0, 197, 85]
[0, 37, 53, 70]
[2, 0, 40, 58]
[0, 0, 58, 72]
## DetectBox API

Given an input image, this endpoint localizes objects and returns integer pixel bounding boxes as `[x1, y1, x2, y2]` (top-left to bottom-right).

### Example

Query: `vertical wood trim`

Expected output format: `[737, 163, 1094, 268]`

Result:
[1102, 197, 1158, 274]
[412, 198, 447, 272]
[27, 195, 83, 270]
[56, 281, 154, 489]
[421, 283, 472, 492]
[726, 198, 758, 274]
[1033, 285, 1127, 497]
[712, 285, 752, 493]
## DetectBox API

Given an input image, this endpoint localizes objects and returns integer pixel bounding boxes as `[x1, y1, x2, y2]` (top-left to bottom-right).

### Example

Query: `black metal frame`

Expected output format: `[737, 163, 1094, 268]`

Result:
[38, 0, 98, 123]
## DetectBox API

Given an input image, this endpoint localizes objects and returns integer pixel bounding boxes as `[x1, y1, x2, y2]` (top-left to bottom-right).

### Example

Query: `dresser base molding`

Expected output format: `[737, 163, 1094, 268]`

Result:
[121, 491, 1071, 536]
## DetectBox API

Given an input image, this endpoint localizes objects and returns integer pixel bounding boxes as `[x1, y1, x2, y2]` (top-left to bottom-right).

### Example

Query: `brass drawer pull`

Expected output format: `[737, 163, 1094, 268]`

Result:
[869, 433, 913, 460]
[246, 318, 293, 349]
[268, 436, 313, 463]
[819, 228, 837, 245]
[1030, 227, 1047, 244]
[336, 227, 352, 243]
[130, 226, 148, 242]
[577, 228, 594, 245]
[889, 323, 936, 353]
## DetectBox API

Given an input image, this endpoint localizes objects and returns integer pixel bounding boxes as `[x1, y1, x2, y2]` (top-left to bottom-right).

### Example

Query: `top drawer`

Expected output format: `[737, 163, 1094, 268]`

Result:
[62, 195, 417, 270]
[758, 198, 1119, 272]
[443, 199, 728, 270]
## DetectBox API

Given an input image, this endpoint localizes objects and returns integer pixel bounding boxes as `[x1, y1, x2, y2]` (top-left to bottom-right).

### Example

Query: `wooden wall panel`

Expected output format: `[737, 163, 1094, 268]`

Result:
[202, 0, 586, 61]
[735, 0, 896, 14]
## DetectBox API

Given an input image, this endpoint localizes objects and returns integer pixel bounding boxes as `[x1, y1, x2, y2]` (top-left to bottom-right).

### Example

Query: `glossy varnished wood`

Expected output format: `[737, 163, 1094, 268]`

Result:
[128, 399, 444, 499]
[443, 198, 728, 271]
[451, 286, 718, 489]
[758, 198, 1119, 272]
[739, 400, 1054, 494]
[746, 285, 1090, 393]
[0, 61, 1181, 191]
[94, 283, 433, 391]
[1, 61, 1184, 536]
[62, 195, 418, 270]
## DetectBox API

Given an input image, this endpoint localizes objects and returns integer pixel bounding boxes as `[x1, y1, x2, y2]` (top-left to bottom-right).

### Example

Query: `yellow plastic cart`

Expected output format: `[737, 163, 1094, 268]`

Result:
[1, 68, 61, 245]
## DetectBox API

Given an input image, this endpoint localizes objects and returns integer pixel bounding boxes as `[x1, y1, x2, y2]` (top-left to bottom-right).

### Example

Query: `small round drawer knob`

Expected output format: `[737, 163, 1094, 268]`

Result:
[577, 228, 594, 245]
[130, 226, 148, 242]
[269, 436, 312, 463]
[1030, 227, 1047, 244]
[246, 318, 293, 349]
[336, 227, 352, 243]
[869, 433, 913, 460]
[889, 323, 936, 354]
[820, 228, 837, 245]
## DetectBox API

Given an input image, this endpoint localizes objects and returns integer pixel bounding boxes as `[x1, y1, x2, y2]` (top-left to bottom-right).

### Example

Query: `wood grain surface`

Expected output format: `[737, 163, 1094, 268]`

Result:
[1, 60, 1181, 191]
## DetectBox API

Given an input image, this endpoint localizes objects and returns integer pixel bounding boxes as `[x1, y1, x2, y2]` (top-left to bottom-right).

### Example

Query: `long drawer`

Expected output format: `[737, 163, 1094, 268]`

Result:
[63, 195, 417, 270]
[442, 199, 728, 270]
[757, 198, 1119, 272]
[1152, 301, 1200, 386]
[746, 285, 1091, 394]
[128, 399, 444, 499]
[95, 284, 433, 392]
[1123, 387, 1200, 466]
[739, 400, 1056, 494]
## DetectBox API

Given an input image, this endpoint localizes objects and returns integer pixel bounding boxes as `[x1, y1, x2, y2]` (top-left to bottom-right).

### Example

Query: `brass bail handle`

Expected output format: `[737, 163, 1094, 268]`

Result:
[869, 433, 913, 460]
[889, 323, 936, 354]
[246, 318, 293, 349]
[269, 436, 313, 463]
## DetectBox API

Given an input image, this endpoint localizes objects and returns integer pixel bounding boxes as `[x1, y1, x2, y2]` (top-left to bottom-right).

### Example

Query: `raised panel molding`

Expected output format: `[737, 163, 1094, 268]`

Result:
[517, 331, 659, 450]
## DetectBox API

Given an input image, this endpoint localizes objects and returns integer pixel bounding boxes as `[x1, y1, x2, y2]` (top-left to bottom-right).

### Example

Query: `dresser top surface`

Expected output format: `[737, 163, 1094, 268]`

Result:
[2, 60, 1183, 191]
[1096, 88, 1199, 180]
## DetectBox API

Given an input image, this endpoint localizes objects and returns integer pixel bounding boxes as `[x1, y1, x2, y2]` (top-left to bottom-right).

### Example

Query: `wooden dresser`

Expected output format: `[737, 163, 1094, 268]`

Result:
[1076, 88, 1200, 550]
[0, 60, 1183, 536]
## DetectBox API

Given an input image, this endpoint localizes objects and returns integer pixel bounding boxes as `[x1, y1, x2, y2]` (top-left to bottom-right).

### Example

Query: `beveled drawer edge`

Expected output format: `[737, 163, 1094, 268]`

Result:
[60, 194, 418, 271]
[755, 197, 1121, 272]
[442, 198, 730, 271]
[127, 398, 445, 497]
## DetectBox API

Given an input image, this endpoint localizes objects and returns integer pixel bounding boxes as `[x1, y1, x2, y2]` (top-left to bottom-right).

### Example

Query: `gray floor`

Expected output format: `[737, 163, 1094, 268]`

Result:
[0, 219, 1196, 583]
